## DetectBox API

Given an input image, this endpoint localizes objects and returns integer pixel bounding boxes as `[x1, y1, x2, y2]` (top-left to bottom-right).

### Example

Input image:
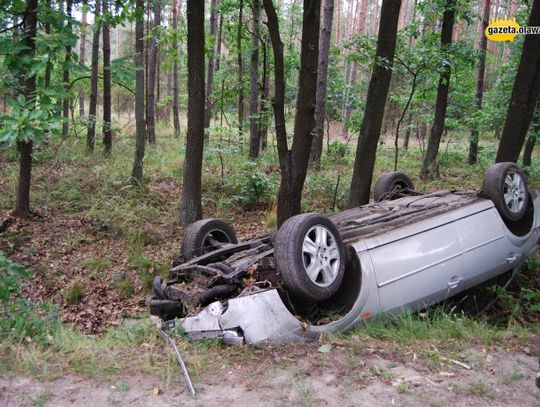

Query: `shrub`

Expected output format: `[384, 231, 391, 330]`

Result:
[0, 252, 59, 344]
[0, 252, 30, 303]
[236, 165, 276, 208]
[326, 141, 350, 161]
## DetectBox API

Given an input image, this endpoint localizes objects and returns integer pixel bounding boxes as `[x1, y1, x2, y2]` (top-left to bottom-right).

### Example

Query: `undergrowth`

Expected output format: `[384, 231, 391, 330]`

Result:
[0, 121, 539, 379]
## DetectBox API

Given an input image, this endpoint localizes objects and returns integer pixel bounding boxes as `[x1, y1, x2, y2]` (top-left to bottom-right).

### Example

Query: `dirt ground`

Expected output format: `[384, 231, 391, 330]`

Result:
[2, 343, 539, 407]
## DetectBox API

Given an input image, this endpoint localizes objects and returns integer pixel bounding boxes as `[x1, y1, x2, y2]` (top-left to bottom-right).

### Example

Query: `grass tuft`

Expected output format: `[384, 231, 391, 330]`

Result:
[64, 281, 85, 305]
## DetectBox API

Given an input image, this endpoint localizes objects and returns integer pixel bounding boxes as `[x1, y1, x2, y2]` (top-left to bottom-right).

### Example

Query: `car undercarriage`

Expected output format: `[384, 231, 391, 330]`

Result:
[147, 164, 540, 345]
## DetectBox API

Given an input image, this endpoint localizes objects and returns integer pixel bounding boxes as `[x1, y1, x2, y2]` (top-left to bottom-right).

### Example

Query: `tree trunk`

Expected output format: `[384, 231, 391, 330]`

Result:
[468, 0, 490, 165]
[131, 0, 146, 183]
[15, 0, 38, 219]
[523, 102, 539, 166]
[172, 0, 180, 137]
[248, 0, 261, 158]
[310, 0, 334, 165]
[262, 0, 295, 224]
[44, 0, 52, 90]
[78, 0, 88, 118]
[156, 49, 161, 105]
[262, 0, 287, 162]
[180, 0, 205, 226]
[62, 0, 73, 139]
[398, 0, 409, 28]
[402, 110, 412, 149]
[213, 13, 224, 122]
[496, 0, 540, 163]
[237, 0, 245, 135]
[102, 0, 112, 153]
[335, 0, 341, 43]
[86, 0, 101, 152]
[216, 13, 223, 72]
[204, 0, 219, 129]
[348, 0, 401, 207]
[277, 0, 321, 225]
[341, 0, 367, 138]
[420, 0, 455, 179]
[522, 135, 536, 167]
[146, 0, 161, 145]
[259, 38, 270, 151]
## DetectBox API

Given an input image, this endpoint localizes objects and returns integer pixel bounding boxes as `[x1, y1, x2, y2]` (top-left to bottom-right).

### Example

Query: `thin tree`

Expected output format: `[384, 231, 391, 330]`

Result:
[468, 0, 490, 164]
[237, 0, 245, 135]
[420, 0, 455, 178]
[172, 0, 181, 137]
[62, 0, 73, 138]
[180, 0, 205, 226]
[248, 0, 261, 158]
[310, 0, 334, 164]
[15, 0, 38, 219]
[204, 0, 219, 129]
[44, 0, 52, 90]
[259, 37, 270, 150]
[102, 0, 112, 153]
[262, 0, 286, 169]
[78, 0, 88, 118]
[348, 0, 402, 207]
[213, 11, 224, 123]
[263, 0, 321, 225]
[341, 0, 367, 138]
[131, 0, 146, 183]
[496, 0, 540, 163]
[86, 0, 101, 152]
[146, 0, 161, 145]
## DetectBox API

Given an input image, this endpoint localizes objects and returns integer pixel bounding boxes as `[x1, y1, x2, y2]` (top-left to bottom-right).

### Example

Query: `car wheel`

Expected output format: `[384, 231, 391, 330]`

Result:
[181, 219, 238, 261]
[373, 172, 415, 201]
[274, 213, 345, 302]
[482, 162, 529, 222]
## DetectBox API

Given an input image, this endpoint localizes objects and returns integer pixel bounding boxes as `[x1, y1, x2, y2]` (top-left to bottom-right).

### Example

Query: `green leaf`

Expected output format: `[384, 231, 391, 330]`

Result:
[317, 344, 332, 353]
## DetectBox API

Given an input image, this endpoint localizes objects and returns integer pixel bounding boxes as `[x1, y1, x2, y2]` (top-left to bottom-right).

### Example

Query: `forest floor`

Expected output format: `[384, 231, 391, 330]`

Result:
[2, 338, 540, 406]
[1, 123, 539, 406]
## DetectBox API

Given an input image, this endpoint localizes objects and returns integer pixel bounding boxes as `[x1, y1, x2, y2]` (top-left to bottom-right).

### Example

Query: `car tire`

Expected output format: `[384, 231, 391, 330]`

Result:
[181, 219, 238, 261]
[373, 172, 415, 201]
[481, 162, 529, 222]
[274, 213, 345, 302]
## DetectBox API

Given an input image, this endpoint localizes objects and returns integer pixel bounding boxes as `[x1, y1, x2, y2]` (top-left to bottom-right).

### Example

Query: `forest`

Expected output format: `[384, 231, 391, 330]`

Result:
[0, 0, 539, 404]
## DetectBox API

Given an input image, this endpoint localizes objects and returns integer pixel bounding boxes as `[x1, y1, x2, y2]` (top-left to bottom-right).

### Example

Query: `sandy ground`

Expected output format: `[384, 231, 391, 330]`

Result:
[2, 346, 539, 407]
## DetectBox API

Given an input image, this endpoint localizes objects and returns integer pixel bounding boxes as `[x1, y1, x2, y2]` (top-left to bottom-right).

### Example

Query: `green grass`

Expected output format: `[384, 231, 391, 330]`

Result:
[348, 307, 537, 345]
[64, 280, 85, 305]
[0, 320, 187, 383]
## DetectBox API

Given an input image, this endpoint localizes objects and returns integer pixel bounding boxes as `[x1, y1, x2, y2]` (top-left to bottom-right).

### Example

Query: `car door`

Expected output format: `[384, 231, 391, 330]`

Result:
[368, 220, 465, 313]
[454, 207, 517, 289]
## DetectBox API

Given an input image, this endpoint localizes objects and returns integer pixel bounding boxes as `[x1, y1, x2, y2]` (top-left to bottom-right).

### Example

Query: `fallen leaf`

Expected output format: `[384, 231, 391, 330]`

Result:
[318, 344, 332, 353]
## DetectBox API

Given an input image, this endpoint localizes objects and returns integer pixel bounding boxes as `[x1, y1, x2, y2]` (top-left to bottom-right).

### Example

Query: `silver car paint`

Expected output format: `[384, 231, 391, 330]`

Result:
[178, 192, 540, 345]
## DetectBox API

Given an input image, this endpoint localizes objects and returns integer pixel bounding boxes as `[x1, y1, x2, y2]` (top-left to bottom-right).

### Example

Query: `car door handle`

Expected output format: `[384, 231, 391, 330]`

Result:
[506, 254, 520, 264]
[447, 276, 463, 290]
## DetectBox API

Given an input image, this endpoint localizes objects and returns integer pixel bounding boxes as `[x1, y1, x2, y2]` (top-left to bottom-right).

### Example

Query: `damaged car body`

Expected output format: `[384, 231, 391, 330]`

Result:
[147, 163, 540, 345]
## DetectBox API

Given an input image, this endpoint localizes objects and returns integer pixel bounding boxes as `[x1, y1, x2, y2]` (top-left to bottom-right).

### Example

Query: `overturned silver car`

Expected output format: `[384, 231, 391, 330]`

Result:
[148, 162, 540, 345]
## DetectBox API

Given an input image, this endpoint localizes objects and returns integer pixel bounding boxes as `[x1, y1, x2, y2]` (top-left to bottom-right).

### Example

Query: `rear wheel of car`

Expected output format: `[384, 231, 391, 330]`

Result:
[274, 213, 345, 302]
[181, 219, 238, 261]
[373, 172, 415, 201]
[482, 162, 529, 222]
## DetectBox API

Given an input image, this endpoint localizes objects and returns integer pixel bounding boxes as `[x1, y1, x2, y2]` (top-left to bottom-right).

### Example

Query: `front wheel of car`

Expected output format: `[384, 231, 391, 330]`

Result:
[482, 162, 529, 222]
[181, 219, 238, 261]
[274, 213, 345, 303]
[373, 171, 415, 201]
